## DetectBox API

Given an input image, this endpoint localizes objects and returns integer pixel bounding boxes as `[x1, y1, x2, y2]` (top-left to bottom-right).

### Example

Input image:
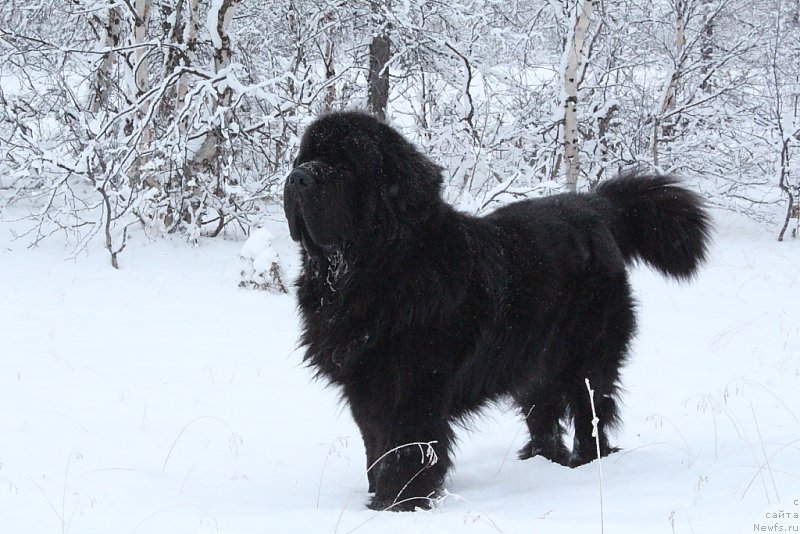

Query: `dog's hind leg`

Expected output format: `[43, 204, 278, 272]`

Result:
[566, 277, 634, 467]
[568, 374, 622, 467]
[514, 391, 570, 466]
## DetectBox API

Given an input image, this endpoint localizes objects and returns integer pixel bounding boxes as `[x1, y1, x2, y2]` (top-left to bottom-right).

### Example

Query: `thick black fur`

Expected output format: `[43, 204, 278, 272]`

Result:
[283, 111, 711, 511]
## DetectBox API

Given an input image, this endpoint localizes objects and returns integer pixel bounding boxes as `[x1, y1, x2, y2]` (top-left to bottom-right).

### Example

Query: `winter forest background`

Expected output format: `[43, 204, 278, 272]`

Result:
[1, 0, 799, 271]
[2, 3, 800, 532]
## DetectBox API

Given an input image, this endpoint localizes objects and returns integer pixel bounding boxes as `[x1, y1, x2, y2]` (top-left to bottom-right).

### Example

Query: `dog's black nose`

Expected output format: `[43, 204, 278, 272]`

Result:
[286, 167, 315, 191]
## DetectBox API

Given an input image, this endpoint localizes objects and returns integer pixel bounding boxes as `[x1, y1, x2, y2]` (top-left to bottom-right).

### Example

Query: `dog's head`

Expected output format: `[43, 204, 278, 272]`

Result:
[283, 111, 443, 258]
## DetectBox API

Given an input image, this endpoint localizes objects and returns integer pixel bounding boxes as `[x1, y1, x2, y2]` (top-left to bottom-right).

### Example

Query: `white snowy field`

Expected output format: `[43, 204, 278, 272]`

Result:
[1, 209, 799, 534]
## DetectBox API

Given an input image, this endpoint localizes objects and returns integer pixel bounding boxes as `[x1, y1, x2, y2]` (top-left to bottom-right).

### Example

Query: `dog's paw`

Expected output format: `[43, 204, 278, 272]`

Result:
[368, 495, 433, 512]
[518, 440, 571, 466]
[568, 445, 621, 467]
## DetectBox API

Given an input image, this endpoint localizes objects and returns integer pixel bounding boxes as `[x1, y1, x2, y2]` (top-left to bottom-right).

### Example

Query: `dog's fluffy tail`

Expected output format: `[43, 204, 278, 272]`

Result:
[594, 172, 712, 281]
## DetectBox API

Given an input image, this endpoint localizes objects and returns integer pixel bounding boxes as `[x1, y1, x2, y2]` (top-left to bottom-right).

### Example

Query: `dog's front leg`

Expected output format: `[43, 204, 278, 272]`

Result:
[367, 408, 453, 512]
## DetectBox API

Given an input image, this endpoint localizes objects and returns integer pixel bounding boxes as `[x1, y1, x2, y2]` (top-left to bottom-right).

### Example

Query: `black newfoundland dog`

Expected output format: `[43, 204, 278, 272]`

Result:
[284, 111, 710, 511]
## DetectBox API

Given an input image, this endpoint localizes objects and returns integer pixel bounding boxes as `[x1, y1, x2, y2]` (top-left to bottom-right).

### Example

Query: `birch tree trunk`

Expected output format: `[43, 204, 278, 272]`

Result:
[134, 0, 152, 146]
[652, 0, 687, 167]
[162, 0, 186, 78]
[129, 0, 153, 187]
[700, 0, 715, 92]
[773, 3, 800, 240]
[190, 0, 240, 170]
[89, 2, 122, 113]
[322, 12, 337, 110]
[179, 0, 240, 223]
[322, 37, 336, 110]
[367, 0, 391, 121]
[213, 0, 240, 109]
[179, 0, 201, 113]
[160, 0, 186, 121]
[560, 0, 594, 192]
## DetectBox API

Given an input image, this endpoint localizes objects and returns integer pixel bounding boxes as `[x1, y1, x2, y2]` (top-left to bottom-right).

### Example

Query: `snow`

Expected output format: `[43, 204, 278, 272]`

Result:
[1, 209, 799, 533]
[238, 216, 300, 292]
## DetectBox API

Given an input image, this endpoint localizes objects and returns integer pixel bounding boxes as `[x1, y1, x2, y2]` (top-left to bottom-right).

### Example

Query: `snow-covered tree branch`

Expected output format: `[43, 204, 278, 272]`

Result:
[1, 0, 798, 269]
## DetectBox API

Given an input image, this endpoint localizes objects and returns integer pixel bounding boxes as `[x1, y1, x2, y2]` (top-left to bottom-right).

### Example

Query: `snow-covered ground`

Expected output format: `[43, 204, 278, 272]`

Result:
[1, 209, 798, 534]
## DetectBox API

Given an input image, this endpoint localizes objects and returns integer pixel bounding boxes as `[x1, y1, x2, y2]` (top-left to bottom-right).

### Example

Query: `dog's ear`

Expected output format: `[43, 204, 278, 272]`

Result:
[378, 129, 444, 217]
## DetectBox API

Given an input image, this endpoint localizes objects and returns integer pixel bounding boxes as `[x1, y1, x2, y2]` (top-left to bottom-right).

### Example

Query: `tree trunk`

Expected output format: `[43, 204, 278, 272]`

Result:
[367, 1, 390, 121]
[321, 11, 336, 110]
[192, 0, 240, 168]
[133, 0, 151, 142]
[212, 0, 240, 108]
[652, 0, 686, 167]
[560, 0, 594, 192]
[160, 0, 186, 120]
[180, 0, 201, 112]
[129, 0, 153, 187]
[777, 138, 797, 241]
[186, 0, 240, 202]
[700, 0, 714, 92]
[90, 2, 122, 113]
